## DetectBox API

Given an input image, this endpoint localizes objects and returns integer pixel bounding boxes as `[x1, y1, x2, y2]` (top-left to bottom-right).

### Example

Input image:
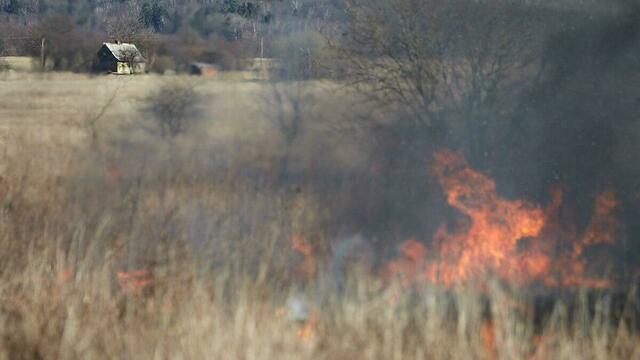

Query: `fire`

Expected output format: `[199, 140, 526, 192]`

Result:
[429, 150, 548, 286]
[481, 319, 497, 357]
[296, 309, 318, 341]
[548, 190, 620, 288]
[50, 267, 75, 297]
[291, 233, 317, 278]
[386, 150, 621, 288]
[56, 267, 74, 286]
[275, 303, 318, 343]
[105, 162, 120, 187]
[384, 238, 428, 286]
[576, 190, 618, 251]
[116, 268, 153, 296]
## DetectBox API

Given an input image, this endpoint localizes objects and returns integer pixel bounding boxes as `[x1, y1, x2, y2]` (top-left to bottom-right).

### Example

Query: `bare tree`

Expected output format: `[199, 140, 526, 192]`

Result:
[335, 0, 542, 151]
[119, 47, 144, 74]
[143, 82, 203, 138]
[105, 12, 159, 69]
[263, 80, 311, 181]
[82, 84, 124, 151]
[105, 11, 147, 44]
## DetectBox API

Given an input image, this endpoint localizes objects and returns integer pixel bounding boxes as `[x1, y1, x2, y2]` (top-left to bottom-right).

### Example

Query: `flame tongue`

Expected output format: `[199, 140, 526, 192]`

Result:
[550, 190, 620, 287]
[430, 150, 547, 286]
[386, 149, 621, 289]
[291, 233, 317, 279]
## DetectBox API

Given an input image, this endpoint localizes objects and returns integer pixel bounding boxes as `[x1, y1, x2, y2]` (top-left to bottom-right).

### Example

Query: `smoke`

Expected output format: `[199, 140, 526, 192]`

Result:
[496, 2, 640, 270]
[317, 1, 640, 282]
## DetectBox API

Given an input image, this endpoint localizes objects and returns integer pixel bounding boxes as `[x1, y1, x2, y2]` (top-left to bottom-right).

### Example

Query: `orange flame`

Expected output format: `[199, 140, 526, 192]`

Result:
[548, 190, 620, 288]
[386, 150, 621, 288]
[50, 267, 75, 297]
[105, 162, 120, 187]
[291, 233, 317, 278]
[384, 238, 428, 286]
[274, 305, 318, 342]
[429, 150, 548, 286]
[56, 267, 74, 286]
[481, 320, 497, 357]
[116, 268, 153, 296]
[296, 309, 318, 341]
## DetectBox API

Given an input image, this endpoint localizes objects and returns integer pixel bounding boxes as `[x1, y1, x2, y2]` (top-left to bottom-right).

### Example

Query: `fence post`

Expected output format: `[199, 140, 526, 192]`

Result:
[40, 37, 45, 70]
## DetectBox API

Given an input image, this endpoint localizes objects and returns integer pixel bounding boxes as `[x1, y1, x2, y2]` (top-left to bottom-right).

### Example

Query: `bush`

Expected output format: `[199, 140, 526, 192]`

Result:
[142, 82, 204, 138]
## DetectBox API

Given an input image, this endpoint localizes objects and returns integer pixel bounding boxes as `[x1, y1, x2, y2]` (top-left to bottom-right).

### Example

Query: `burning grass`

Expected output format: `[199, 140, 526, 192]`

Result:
[1, 246, 639, 359]
[0, 152, 637, 360]
[0, 75, 638, 358]
[384, 150, 623, 289]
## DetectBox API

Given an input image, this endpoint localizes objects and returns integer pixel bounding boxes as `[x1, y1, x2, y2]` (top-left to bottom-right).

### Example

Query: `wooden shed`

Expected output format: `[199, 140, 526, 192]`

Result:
[96, 41, 146, 74]
[189, 62, 218, 77]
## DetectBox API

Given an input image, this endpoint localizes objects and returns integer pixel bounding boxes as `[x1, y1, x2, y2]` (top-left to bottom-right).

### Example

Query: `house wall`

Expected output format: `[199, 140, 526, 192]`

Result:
[200, 67, 218, 77]
[115, 62, 146, 75]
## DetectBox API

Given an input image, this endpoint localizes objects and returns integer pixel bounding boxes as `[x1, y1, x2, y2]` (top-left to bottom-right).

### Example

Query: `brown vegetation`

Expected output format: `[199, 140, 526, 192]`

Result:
[0, 73, 639, 359]
[2, 1, 640, 358]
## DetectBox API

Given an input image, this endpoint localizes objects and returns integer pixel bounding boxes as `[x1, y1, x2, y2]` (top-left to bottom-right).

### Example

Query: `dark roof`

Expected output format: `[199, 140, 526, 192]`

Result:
[101, 43, 146, 63]
[190, 62, 217, 69]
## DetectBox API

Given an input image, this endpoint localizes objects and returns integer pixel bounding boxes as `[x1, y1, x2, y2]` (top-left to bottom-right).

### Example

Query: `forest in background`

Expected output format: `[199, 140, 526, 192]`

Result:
[0, 0, 345, 73]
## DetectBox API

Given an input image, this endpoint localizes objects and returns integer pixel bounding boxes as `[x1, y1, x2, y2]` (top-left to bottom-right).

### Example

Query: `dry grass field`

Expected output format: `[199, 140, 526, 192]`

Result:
[0, 72, 369, 175]
[0, 72, 639, 359]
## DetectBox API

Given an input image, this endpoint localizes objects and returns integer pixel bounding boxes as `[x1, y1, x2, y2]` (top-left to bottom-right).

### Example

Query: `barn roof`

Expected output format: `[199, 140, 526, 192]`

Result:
[102, 42, 146, 63]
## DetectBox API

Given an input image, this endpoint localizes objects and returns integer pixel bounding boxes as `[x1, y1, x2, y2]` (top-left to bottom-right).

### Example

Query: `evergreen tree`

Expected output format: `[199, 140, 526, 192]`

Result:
[139, 2, 169, 32]
[2, 0, 21, 15]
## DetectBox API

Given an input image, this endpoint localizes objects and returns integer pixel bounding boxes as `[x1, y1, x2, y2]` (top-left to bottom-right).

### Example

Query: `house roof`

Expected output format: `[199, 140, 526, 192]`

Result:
[102, 42, 146, 63]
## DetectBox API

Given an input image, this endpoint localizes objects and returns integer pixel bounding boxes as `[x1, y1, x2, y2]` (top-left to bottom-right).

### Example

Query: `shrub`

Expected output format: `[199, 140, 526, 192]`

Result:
[142, 82, 204, 138]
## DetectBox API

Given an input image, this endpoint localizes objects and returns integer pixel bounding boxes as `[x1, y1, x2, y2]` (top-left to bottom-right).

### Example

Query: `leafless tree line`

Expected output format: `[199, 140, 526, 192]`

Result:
[336, 0, 543, 140]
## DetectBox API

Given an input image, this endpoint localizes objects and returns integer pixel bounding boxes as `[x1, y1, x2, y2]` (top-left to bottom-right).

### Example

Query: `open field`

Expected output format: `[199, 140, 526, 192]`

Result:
[0, 72, 372, 178]
[0, 72, 639, 359]
[0, 57, 35, 72]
